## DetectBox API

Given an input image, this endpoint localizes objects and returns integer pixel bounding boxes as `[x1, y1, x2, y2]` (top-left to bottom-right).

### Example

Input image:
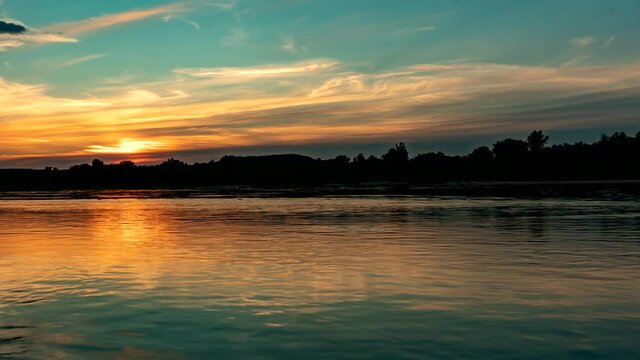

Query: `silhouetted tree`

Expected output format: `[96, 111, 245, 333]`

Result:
[331, 155, 351, 165]
[1, 130, 639, 190]
[527, 131, 549, 152]
[160, 158, 187, 168]
[92, 159, 105, 168]
[354, 153, 366, 164]
[493, 138, 529, 161]
[608, 132, 629, 144]
[383, 143, 409, 165]
[69, 163, 91, 172]
[469, 146, 493, 161]
[118, 161, 136, 169]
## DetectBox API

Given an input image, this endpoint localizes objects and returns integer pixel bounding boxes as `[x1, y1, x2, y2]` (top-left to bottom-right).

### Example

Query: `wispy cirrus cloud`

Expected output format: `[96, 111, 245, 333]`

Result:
[200, 0, 236, 11]
[0, 1, 206, 52]
[162, 15, 200, 30]
[0, 38, 23, 51]
[55, 53, 109, 69]
[0, 75, 187, 119]
[0, 17, 77, 52]
[175, 60, 338, 80]
[603, 36, 617, 47]
[281, 37, 308, 52]
[570, 36, 597, 49]
[220, 27, 249, 47]
[45, 3, 184, 36]
[2, 60, 640, 165]
[394, 26, 435, 36]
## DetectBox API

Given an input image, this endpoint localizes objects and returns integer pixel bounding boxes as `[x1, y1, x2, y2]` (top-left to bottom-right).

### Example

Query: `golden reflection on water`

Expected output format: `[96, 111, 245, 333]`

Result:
[1, 197, 639, 310]
[1, 196, 640, 359]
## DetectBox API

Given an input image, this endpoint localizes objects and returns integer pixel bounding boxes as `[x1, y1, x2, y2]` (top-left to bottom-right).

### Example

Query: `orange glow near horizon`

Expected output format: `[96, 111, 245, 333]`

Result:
[85, 139, 163, 155]
[2, 61, 640, 167]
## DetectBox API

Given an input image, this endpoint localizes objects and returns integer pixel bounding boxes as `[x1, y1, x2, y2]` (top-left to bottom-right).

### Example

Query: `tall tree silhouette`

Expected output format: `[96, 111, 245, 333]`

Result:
[383, 143, 409, 165]
[527, 131, 549, 152]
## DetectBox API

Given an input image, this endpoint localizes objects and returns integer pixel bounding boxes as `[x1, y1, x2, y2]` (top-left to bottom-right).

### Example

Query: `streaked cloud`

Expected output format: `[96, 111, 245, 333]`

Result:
[0, 39, 24, 51]
[603, 36, 617, 47]
[200, 0, 236, 11]
[1, 0, 639, 168]
[0, 17, 77, 52]
[221, 27, 249, 47]
[0, 76, 187, 118]
[175, 60, 338, 80]
[570, 36, 597, 49]
[394, 26, 435, 35]
[162, 15, 200, 30]
[0, 2, 212, 53]
[2, 60, 640, 165]
[281, 37, 308, 52]
[46, 3, 184, 37]
[86, 139, 164, 154]
[55, 53, 109, 69]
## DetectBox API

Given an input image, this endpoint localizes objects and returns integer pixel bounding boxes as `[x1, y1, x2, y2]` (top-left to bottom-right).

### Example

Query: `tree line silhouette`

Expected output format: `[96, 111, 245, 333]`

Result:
[1, 130, 639, 190]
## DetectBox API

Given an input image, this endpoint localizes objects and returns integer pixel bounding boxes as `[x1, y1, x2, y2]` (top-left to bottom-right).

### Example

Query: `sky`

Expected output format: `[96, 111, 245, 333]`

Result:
[1, 0, 639, 167]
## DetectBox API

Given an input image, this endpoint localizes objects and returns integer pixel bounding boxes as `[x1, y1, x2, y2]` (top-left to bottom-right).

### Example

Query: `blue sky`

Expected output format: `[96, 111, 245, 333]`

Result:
[1, 0, 639, 166]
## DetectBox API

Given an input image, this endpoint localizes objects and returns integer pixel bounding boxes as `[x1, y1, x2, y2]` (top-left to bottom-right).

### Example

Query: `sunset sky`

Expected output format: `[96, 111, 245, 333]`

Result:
[1, 0, 639, 167]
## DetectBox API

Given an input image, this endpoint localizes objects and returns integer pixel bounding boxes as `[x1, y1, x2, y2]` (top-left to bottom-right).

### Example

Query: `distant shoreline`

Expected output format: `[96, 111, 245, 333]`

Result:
[1, 131, 638, 191]
[1, 180, 639, 200]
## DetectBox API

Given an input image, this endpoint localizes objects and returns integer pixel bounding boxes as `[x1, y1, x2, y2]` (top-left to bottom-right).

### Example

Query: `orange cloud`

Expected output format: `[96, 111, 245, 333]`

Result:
[175, 60, 339, 80]
[46, 3, 185, 36]
[2, 61, 640, 165]
[85, 139, 164, 154]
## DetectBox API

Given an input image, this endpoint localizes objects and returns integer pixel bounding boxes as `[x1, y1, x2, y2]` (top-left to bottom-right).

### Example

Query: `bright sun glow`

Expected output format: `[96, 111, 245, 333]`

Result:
[85, 139, 162, 154]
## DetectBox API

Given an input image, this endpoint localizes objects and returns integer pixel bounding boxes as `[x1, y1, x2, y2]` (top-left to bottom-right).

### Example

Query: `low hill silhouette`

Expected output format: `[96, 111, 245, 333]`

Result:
[1, 131, 639, 190]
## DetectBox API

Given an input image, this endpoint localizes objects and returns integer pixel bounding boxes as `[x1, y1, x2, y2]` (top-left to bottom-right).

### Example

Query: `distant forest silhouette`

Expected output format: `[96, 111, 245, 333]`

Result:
[1, 131, 639, 190]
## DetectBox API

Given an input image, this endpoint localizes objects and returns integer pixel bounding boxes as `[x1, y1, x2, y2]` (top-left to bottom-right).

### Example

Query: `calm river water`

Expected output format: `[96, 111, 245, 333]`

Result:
[1, 193, 639, 359]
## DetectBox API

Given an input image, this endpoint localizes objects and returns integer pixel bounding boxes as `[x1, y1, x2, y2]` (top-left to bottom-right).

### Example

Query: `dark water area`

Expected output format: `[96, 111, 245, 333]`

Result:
[0, 181, 639, 200]
[1, 189, 639, 359]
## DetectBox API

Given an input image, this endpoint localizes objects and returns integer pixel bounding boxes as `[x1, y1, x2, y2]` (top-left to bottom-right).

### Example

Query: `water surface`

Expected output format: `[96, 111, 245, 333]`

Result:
[1, 194, 639, 359]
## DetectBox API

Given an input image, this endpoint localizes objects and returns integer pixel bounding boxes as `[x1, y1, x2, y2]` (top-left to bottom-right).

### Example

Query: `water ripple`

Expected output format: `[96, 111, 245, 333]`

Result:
[0, 195, 639, 359]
